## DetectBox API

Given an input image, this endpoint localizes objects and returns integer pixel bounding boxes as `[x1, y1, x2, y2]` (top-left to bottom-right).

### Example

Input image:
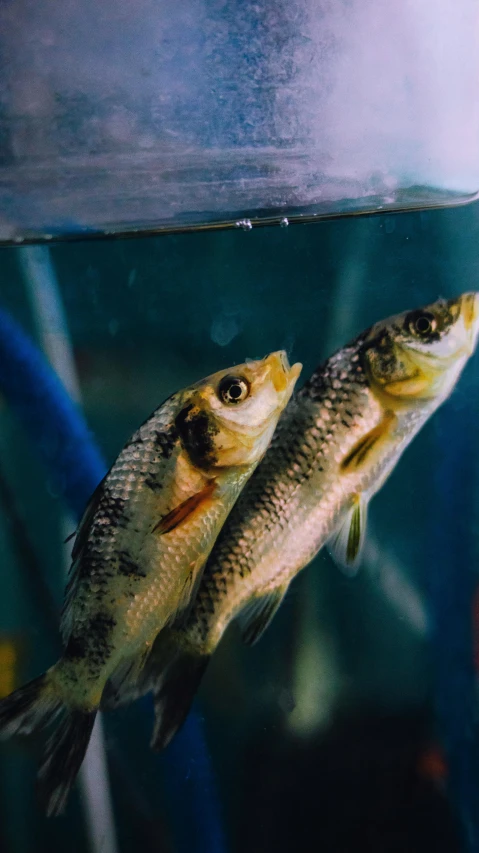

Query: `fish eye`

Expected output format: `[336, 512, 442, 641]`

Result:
[408, 311, 437, 337]
[218, 375, 250, 405]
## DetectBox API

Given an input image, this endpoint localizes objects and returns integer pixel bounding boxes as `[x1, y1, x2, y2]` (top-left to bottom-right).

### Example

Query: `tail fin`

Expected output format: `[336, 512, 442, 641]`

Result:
[0, 674, 61, 736]
[39, 709, 96, 817]
[0, 672, 96, 816]
[151, 652, 210, 752]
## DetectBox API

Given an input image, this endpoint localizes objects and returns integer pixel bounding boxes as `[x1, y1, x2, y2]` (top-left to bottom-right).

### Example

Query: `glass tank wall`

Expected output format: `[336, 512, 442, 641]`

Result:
[0, 200, 479, 852]
[1, 0, 478, 241]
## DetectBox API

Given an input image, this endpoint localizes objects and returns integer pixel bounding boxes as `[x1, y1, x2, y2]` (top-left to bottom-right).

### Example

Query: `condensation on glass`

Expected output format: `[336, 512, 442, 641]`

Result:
[0, 0, 478, 243]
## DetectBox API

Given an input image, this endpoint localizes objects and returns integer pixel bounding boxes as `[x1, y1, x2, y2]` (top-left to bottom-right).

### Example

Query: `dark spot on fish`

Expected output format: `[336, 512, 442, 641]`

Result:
[175, 404, 219, 468]
[90, 611, 116, 632]
[295, 447, 310, 463]
[154, 425, 178, 459]
[360, 334, 398, 381]
[204, 597, 216, 614]
[82, 611, 116, 669]
[117, 550, 147, 579]
[99, 491, 129, 528]
[64, 634, 88, 660]
[144, 475, 163, 492]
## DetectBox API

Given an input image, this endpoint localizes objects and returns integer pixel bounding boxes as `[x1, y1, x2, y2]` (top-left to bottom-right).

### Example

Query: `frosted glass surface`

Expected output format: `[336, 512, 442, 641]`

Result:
[0, 0, 478, 242]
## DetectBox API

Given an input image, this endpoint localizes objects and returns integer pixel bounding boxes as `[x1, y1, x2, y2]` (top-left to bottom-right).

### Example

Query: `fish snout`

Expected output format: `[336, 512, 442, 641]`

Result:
[460, 291, 479, 354]
[265, 350, 302, 394]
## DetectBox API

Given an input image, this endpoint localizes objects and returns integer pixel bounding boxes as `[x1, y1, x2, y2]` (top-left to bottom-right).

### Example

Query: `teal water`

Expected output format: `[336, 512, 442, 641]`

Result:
[1, 202, 479, 851]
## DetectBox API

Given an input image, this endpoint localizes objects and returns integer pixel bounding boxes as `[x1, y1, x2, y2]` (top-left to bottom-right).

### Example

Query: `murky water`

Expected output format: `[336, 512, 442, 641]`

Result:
[1, 203, 479, 852]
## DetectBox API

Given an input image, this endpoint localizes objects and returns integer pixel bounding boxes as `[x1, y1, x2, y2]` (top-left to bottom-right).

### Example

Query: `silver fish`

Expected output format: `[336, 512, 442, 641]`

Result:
[0, 351, 301, 815]
[134, 292, 479, 750]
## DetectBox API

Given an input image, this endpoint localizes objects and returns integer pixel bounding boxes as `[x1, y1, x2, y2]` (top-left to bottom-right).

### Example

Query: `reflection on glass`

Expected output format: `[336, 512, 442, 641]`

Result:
[0, 0, 478, 242]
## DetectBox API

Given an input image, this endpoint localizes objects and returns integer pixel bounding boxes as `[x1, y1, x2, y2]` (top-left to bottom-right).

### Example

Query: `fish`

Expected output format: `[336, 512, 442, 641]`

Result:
[0, 350, 301, 815]
[126, 292, 479, 750]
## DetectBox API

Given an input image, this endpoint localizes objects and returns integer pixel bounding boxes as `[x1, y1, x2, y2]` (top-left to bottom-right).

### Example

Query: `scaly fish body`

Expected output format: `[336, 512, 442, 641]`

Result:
[141, 293, 479, 749]
[0, 350, 301, 814]
[58, 400, 251, 705]
[185, 361, 397, 649]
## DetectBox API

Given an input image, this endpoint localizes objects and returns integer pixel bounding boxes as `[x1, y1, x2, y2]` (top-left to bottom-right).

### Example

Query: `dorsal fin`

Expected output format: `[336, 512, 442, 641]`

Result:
[327, 493, 367, 576]
[59, 477, 108, 643]
[70, 475, 107, 561]
[238, 584, 289, 646]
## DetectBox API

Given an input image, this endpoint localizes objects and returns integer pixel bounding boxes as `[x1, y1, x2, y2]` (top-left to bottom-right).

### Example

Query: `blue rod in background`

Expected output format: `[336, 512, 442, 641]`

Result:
[0, 305, 226, 853]
[0, 307, 104, 521]
[429, 373, 479, 852]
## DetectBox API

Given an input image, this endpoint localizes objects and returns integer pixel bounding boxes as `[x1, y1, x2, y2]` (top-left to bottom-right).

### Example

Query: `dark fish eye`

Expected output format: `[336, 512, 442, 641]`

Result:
[218, 375, 250, 405]
[408, 311, 437, 337]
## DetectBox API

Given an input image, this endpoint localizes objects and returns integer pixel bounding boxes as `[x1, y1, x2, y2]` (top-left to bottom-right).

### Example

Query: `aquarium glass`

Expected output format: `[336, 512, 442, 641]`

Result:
[0, 0, 478, 242]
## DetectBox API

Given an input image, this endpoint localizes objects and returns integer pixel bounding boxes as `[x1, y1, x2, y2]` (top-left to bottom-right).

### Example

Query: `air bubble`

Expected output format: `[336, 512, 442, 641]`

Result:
[211, 314, 241, 346]
[235, 219, 252, 231]
[280, 217, 289, 227]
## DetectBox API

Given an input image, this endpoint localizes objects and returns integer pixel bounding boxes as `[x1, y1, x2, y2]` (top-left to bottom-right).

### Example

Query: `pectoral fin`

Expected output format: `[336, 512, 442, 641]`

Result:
[154, 480, 217, 535]
[238, 584, 289, 646]
[340, 411, 397, 472]
[327, 494, 367, 576]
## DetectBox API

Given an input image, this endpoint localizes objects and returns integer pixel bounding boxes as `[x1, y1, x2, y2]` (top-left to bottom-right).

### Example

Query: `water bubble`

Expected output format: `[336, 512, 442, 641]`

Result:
[280, 217, 289, 227]
[46, 478, 63, 499]
[211, 314, 241, 346]
[235, 219, 252, 231]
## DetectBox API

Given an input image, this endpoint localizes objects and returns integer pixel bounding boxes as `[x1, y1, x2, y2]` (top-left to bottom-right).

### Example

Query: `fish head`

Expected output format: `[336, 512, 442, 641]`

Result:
[176, 351, 302, 469]
[362, 291, 479, 405]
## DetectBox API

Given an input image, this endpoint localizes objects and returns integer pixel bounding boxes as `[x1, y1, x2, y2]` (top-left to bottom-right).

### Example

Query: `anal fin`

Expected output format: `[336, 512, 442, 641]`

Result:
[151, 650, 210, 752]
[238, 584, 289, 646]
[153, 479, 217, 535]
[101, 648, 150, 709]
[327, 493, 368, 576]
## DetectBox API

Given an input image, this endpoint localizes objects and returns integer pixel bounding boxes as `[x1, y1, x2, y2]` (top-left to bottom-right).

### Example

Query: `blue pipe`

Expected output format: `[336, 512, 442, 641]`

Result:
[162, 710, 227, 853]
[0, 305, 225, 853]
[0, 308, 104, 520]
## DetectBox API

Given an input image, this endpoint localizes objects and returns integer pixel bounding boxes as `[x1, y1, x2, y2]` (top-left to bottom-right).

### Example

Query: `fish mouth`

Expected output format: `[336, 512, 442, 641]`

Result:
[460, 291, 479, 354]
[265, 350, 302, 394]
